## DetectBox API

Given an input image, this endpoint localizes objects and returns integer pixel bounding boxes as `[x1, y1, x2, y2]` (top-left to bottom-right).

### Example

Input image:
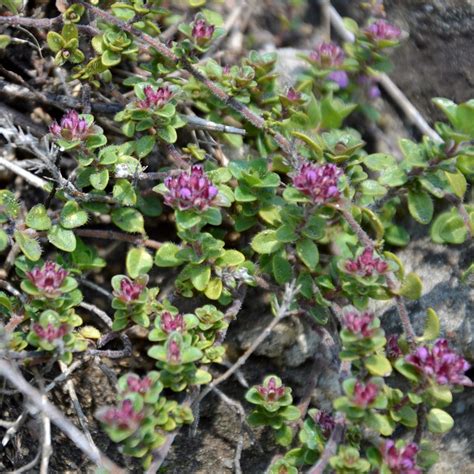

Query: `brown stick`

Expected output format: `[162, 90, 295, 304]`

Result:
[0, 360, 125, 474]
[80, 2, 296, 160]
[75, 228, 163, 250]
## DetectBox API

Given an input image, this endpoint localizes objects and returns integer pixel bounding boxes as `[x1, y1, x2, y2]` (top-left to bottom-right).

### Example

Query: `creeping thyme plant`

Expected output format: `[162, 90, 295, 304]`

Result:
[0, 0, 472, 472]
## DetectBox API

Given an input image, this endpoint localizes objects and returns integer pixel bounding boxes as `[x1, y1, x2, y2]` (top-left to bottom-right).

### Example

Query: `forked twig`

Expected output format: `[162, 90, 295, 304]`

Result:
[0, 360, 125, 473]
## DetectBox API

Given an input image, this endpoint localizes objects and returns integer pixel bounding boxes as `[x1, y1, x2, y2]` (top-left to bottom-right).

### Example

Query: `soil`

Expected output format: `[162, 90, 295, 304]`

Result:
[335, 0, 474, 123]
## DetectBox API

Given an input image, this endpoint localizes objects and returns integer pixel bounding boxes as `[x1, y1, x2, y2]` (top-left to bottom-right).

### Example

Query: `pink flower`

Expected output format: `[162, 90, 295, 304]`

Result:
[127, 375, 152, 394]
[160, 312, 185, 334]
[358, 75, 381, 100]
[137, 85, 173, 109]
[364, 19, 401, 42]
[257, 377, 286, 402]
[382, 440, 422, 474]
[164, 165, 218, 211]
[343, 311, 374, 338]
[115, 277, 144, 303]
[27, 261, 68, 297]
[49, 110, 91, 141]
[352, 381, 378, 408]
[292, 162, 343, 204]
[33, 323, 69, 342]
[286, 87, 302, 102]
[406, 339, 472, 386]
[192, 18, 215, 41]
[344, 248, 388, 277]
[309, 42, 345, 68]
[313, 410, 335, 438]
[167, 339, 181, 364]
[99, 399, 143, 431]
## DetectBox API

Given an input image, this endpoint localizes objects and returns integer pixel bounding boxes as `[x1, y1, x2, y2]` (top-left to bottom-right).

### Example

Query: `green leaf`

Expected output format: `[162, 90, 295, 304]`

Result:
[157, 125, 177, 144]
[101, 49, 121, 66]
[438, 212, 469, 244]
[135, 135, 156, 158]
[154, 243, 183, 267]
[126, 247, 152, 278]
[14, 230, 41, 261]
[272, 253, 293, 284]
[445, 171, 467, 198]
[60, 201, 88, 229]
[111, 208, 144, 233]
[47, 31, 65, 52]
[251, 230, 282, 254]
[385, 225, 410, 247]
[204, 277, 223, 300]
[0, 34, 11, 49]
[90, 169, 109, 190]
[25, 204, 51, 230]
[407, 189, 433, 225]
[0, 229, 8, 252]
[113, 179, 137, 206]
[364, 153, 397, 171]
[296, 238, 319, 271]
[190, 265, 211, 291]
[365, 354, 392, 376]
[427, 408, 454, 434]
[47, 225, 76, 252]
[396, 272, 422, 300]
[419, 308, 440, 342]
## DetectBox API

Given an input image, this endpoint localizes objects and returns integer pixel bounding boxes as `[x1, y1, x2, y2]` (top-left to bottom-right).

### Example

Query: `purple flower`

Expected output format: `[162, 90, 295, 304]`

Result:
[286, 87, 302, 102]
[49, 110, 91, 141]
[160, 312, 185, 334]
[115, 277, 144, 303]
[127, 375, 152, 394]
[386, 335, 402, 360]
[167, 339, 181, 364]
[328, 70, 349, 88]
[344, 248, 388, 277]
[292, 162, 343, 205]
[312, 410, 335, 438]
[257, 377, 286, 402]
[99, 399, 144, 431]
[364, 19, 401, 42]
[33, 323, 69, 342]
[343, 310, 374, 338]
[137, 85, 173, 109]
[406, 339, 472, 386]
[27, 261, 68, 297]
[164, 165, 218, 211]
[352, 381, 379, 408]
[382, 440, 421, 474]
[358, 75, 381, 100]
[192, 18, 215, 42]
[309, 42, 345, 68]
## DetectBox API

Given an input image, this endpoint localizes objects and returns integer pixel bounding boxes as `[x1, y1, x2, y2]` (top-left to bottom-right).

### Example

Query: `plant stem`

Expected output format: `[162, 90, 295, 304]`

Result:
[337, 201, 417, 348]
[80, 2, 296, 160]
[75, 228, 163, 250]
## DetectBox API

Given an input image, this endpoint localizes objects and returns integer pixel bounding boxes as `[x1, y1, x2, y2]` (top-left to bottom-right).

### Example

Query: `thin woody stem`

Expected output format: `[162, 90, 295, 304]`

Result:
[80, 2, 296, 160]
[75, 229, 163, 250]
[337, 201, 417, 347]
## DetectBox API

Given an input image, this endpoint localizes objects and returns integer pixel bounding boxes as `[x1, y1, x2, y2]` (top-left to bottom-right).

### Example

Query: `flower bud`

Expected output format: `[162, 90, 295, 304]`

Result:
[127, 375, 152, 394]
[49, 110, 91, 141]
[344, 248, 388, 277]
[309, 42, 345, 68]
[27, 261, 68, 297]
[257, 376, 286, 402]
[115, 277, 144, 303]
[192, 18, 215, 42]
[406, 339, 472, 386]
[343, 310, 374, 338]
[160, 312, 185, 334]
[364, 19, 401, 42]
[352, 381, 379, 408]
[382, 440, 421, 474]
[137, 85, 173, 109]
[164, 165, 218, 211]
[33, 323, 69, 342]
[292, 162, 343, 205]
